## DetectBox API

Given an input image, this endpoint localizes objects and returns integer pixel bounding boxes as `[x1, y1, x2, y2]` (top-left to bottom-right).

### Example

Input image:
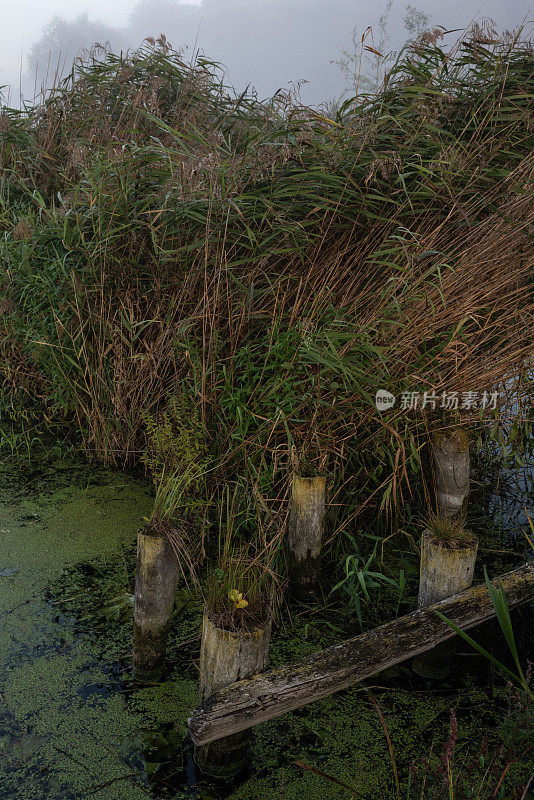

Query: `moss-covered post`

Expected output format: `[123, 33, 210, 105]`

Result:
[133, 529, 178, 682]
[431, 427, 470, 517]
[194, 612, 272, 780]
[412, 529, 478, 678]
[288, 475, 326, 595]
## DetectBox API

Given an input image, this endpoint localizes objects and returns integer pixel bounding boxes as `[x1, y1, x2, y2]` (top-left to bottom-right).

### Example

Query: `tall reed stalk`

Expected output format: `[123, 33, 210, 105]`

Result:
[0, 26, 532, 552]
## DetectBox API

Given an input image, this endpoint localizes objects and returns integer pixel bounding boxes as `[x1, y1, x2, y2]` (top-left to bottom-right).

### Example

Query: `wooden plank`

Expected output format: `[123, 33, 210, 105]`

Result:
[188, 561, 534, 745]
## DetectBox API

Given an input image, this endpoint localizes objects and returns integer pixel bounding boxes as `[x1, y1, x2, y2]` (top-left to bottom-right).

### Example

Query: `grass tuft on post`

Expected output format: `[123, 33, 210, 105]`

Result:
[413, 521, 478, 678]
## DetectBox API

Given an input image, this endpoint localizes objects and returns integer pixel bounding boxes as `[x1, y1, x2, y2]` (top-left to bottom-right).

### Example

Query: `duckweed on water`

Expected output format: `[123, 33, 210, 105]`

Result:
[0, 462, 154, 799]
[0, 459, 532, 800]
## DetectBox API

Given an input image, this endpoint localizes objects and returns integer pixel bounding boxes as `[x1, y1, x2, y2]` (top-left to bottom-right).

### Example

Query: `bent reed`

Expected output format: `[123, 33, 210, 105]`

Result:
[1, 26, 532, 558]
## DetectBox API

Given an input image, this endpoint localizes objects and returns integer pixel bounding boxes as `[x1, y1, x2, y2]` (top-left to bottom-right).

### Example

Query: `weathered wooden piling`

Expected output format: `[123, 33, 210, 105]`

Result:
[432, 427, 470, 517]
[412, 528, 478, 678]
[132, 528, 178, 682]
[188, 561, 534, 745]
[194, 612, 272, 780]
[288, 474, 326, 595]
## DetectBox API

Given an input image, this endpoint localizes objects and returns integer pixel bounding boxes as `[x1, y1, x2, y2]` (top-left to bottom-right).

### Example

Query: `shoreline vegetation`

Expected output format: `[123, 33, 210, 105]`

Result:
[0, 20, 533, 799]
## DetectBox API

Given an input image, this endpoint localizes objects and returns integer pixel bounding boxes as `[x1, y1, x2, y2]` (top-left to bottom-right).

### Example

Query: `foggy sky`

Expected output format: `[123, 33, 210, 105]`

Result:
[1, 0, 532, 106]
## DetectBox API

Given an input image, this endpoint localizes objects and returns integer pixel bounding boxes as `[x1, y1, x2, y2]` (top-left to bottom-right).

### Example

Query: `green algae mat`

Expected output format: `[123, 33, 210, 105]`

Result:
[0, 464, 197, 800]
[0, 460, 532, 799]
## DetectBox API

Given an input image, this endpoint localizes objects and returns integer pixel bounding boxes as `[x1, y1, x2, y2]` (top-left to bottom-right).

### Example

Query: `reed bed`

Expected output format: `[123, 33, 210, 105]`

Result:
[0, 27, 532, 553]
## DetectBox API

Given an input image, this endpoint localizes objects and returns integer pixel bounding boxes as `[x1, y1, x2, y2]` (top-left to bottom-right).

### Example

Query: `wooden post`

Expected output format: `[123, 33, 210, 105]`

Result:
[132, 529, 178, 682]
[432, 427, 470, 517]
[188, 562, 534, 746]
[288, 475, 326, 595]
[412, 529, 478, 678]
[194, 611, 272, 780]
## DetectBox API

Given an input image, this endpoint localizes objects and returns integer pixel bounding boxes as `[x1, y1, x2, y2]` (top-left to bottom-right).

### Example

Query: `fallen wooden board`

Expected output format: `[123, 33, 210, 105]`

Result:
[189, 561, 534, 745]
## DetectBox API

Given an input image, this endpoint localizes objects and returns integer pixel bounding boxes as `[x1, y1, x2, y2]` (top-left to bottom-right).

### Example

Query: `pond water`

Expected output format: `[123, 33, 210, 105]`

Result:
[0, 454, 532, 799]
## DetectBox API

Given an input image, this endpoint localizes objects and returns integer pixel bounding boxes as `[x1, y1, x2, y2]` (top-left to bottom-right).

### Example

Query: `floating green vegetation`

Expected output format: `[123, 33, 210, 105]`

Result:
[134, 679, 199, 740]
[234, 684, 533, 799]
[1, 452, 532, 800]
[0, 462, 155, 800]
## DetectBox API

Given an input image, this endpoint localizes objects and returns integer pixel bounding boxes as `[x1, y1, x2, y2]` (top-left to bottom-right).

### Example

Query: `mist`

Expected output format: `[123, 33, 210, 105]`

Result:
[3, 0, 533, 106]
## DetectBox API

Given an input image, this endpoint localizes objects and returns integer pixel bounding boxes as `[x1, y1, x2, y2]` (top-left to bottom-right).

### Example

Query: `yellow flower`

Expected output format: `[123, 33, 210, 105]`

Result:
[229, 589, 248, 609]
